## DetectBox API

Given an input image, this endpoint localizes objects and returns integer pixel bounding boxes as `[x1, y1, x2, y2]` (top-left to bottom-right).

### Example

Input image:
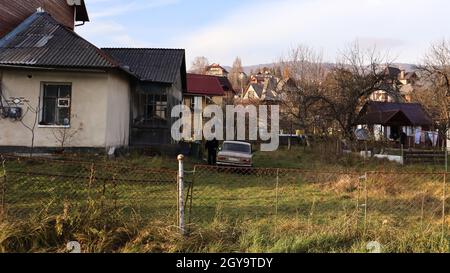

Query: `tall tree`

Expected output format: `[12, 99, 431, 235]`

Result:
[318, 42, 395, 140]
[189, 56, 209, 74]
[414, 39, 450, 146]
[279, 43, 395, 139]
[278, 45, 328, 134]
[229, 57, 244, 91]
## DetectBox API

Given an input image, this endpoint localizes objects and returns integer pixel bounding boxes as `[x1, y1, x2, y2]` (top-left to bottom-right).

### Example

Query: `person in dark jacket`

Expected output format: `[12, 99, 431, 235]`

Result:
[400, 131, 408, 147]
[205, 138, 219, 165]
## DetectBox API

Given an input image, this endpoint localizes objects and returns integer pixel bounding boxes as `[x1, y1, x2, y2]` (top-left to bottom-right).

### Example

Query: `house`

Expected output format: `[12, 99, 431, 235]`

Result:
[249, 70, 275, 84]
[0, 10, 186, 153]
[180, 74, 227, 141]
[185, 74, 226, 109]
[0, 0, 89, 37]
[103, 48, 186, 146]
[244, 83, 264, 101]
[369, 66, 419, 103]
[205, 63, 229, 77]
[241, 77, 281, 103]
[356, 102, 434, 146]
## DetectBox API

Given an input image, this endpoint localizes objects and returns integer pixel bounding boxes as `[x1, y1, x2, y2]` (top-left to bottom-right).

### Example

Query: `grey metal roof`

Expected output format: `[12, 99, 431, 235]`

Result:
[102, 48, 186, 84]
[249, 83, 264, 97]
[0, 12, 118, 69]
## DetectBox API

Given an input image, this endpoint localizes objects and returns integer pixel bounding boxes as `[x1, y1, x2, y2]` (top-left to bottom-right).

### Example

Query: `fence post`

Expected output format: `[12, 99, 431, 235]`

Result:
[178, 154, 185, 236]
[442, 172, 447, 245]
[445, 150, 448, 173]
[88, 163, 95, 200]
[0, 158, 6, 218]
[275, 169, 280, 216]
[363, 172, 368, 237]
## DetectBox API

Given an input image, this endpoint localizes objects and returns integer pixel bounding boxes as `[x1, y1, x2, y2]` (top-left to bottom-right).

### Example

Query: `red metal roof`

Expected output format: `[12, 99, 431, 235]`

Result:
[187, 74, 225, 96]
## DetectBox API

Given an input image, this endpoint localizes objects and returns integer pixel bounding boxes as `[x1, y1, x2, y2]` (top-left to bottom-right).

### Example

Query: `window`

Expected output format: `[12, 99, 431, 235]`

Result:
[40, 84, 71, 126]
[223, 143, 251, 154]
[145, 94, 167, 120]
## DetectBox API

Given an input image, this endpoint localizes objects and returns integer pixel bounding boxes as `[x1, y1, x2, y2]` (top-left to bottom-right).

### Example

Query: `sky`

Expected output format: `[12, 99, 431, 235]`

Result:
[77, 0, 450, 68]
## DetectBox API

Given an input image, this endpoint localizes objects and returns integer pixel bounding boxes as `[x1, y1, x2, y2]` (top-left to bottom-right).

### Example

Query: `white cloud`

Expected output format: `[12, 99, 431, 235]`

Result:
[87, 0, 179, 18]
[77, 21, 149, 47]
[175, 0, 450, 65]
[79, 0, 180, 47]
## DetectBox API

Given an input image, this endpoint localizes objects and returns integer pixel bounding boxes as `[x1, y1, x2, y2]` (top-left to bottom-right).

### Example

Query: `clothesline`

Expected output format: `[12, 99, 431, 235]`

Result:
[415, 130, 439, 147]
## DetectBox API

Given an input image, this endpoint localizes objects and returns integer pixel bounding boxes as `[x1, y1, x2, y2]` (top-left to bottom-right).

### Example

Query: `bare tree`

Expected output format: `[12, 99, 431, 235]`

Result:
[312, 42, 395, 140]
[189, 56, 209, 74]
[278, 45, 329, 134]
[229, 57, 245, 90]
[19, 100, 41, 157]
[52, 121, 83, 152]
[414, 39, 450, 146]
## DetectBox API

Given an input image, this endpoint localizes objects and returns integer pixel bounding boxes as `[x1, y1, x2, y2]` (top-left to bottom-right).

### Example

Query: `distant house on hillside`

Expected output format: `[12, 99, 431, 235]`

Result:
[242, 78, 281, 103]
[185, 74, 226, 109]
[205, 63, 229, 77]
[370, 66, 418, 103]
[249, 70, 276, 84]
[182, 73, 230, 140]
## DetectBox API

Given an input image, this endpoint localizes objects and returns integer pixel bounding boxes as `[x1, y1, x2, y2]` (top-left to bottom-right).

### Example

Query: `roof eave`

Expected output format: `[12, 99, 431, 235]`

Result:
[0, 63, 115, 72]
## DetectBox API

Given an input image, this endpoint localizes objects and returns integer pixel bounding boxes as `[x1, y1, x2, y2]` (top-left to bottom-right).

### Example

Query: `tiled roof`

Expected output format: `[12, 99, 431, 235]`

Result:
[249, 83, 264, 98]
[187, 74, 225, 96]
[103, 48, 186, 84]
[0, 12, 118, 68]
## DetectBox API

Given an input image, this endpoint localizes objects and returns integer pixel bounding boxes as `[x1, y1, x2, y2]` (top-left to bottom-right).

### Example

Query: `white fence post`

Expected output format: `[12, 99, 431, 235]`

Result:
[177, 154, 185, 236]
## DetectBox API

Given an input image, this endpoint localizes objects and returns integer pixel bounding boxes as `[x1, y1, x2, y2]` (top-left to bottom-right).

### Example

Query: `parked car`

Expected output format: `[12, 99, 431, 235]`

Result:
[217, 141, 253, 167]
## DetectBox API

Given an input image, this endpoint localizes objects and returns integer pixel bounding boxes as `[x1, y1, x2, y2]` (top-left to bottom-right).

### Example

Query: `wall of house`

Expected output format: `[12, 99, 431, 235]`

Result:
[162, 70, 184, 144]
[0, 0, 75, 37]
[130, 70, 184, 146]
[0, 68, 129, 149]
[105, 72, 131, 148]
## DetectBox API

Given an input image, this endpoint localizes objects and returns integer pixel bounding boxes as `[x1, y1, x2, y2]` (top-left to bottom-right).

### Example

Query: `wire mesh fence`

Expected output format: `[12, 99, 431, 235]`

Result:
[188, 166, 363, 228]
[364, 172, 448, 251]
[1, 154, 449, 252]
[187, 166, 450, 251]
[0, 155, 178, 224]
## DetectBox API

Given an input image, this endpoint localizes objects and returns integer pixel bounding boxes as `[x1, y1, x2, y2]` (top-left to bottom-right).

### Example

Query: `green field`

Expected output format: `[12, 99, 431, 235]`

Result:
[0, 147, 449, 253]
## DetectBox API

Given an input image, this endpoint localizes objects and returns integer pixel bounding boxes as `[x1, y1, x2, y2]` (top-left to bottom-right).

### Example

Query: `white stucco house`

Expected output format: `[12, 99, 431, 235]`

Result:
[0, 11, 186, 153]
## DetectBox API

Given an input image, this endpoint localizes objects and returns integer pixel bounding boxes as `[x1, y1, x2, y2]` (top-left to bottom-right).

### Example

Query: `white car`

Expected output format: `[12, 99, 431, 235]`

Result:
[217, 141, 253, 167]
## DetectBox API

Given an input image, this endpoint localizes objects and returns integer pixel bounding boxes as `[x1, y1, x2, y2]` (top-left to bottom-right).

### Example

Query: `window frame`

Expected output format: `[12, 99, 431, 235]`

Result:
[39, 82, 72, 128]
[144, 93, 168, 121]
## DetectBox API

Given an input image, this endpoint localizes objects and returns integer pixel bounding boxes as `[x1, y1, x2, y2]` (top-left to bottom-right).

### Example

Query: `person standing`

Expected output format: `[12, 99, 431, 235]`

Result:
[400, 131, 408, 148]
[205, 138, 219, 165]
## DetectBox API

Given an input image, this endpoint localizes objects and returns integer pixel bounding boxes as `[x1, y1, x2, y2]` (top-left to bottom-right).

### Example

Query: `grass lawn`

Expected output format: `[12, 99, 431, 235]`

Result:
[0, 146, 449, 253]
